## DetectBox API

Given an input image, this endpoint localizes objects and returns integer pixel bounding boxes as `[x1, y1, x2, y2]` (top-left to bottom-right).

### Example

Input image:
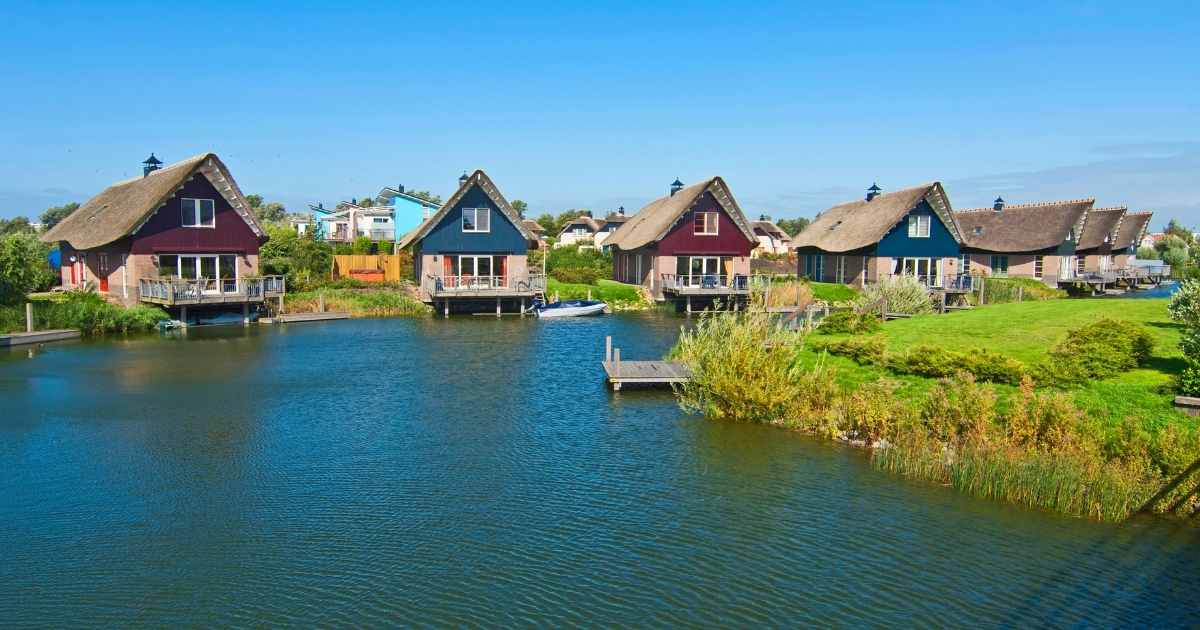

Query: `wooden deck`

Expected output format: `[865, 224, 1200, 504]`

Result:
[0, 329, 80, 347]
[602, 335, 691, 391]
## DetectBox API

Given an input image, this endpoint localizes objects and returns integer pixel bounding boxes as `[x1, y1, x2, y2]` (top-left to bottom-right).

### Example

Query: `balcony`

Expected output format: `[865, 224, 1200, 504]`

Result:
[424, 274, 546, 298]
[139, 276, 286, 306]
[660, 274, 750, 295]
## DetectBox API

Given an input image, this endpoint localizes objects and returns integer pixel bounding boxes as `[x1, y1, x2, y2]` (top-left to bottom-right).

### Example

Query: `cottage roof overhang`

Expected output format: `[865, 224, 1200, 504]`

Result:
[1113, 211, 1154, 250]
[397, 169, 533, 249]
[953, 199, 1093, 253]
[603, 176, 756, 251]
[1077, 206, 1127, 250]
[790, 182, 959, 253]
[40, 153, 266, 250]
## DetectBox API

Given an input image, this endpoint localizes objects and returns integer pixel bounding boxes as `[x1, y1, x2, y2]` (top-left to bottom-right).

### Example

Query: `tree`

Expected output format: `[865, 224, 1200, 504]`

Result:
[543, 209, 589, 236]
[0, 233, 56, 303]
[0, 216, 35, 236]
[776, 217, 811, 238]
[1163, 246, 1189, 268]
[245, 194, 264, 210]
[39, 203, 79, 232]
[406, 190, 442, 205]
[359, 195, 376, 207]
[352, 235, 373, 254]
[1156, 235, 1188, 255]
[1136, 245, 1160, 260]
[535, 213, 557, 234]
[255, 202, 287, 224]
[1164, 219, 1194, 247]
[511, 199, 528, 218]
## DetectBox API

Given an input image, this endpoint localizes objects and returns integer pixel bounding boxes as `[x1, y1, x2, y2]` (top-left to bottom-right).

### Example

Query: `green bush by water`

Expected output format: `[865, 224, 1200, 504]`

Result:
[0, 293, 167, 334]
[818, 310, 881, 335]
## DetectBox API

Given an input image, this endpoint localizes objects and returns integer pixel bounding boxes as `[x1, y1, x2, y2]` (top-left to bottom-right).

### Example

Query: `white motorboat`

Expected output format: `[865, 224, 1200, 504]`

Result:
[533, 299, 607, 318]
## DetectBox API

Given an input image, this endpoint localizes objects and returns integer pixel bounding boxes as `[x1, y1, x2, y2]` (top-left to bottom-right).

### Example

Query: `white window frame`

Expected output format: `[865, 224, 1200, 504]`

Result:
[991, 255, 1010, 277]
[907, 214, 931, 238]
[814, 255, 825, 281]
[894, 257, 943, 286]
[461, 207, 491, 233]
[694, 211, 719, 236]
[635, 254, 643, 283]
[1034, 255, 1044, 278]
[958, 254, 971, 274]
[181, 198, 216, 229]
[836, 255, 847, 283]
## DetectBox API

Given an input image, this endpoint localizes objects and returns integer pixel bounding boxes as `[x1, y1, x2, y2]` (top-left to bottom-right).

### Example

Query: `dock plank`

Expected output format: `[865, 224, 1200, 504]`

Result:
[0, 329, 80, 347]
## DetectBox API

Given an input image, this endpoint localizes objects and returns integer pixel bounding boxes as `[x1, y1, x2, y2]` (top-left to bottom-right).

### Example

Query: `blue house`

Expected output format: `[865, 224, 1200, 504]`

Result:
[374, 185, 443, 238]
[397, 170, 543, 315]
[790, 183, 964, 287]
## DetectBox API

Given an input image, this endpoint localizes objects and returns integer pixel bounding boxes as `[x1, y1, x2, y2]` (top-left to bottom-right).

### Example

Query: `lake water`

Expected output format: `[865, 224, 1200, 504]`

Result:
[2, 315, 1199, 628]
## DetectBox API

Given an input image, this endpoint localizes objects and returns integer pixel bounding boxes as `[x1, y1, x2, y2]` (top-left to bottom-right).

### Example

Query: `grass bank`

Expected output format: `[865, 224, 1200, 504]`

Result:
[0, 293, 167, 334]
[546, 279, 651, 310]
[672, 300, 1200, 521]
[285, 289, 431, 316]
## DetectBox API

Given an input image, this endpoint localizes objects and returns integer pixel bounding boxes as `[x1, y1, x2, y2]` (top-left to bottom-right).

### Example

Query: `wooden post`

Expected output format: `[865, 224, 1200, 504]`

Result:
[979, 279, 985, 306]
[444, 298, 449, 317]
[882, 298, 888, 322]
[940, 291, 947, 314]
[606, 336, 612, 362]
[554, 290, 559, 303]
[686, 295, 692, 315]
[521, 297, 526, 316]
[242, 302, 249, 325]
[614, 347, 620, 378]
[180, 305, 188, 326]
[496, 296, 501, 317]
[587, 289, 592, 301]
[1018, 285, 1023, 302]
[25, 302, 32, 333]
[318, 292, 325, 313]
[278, 295, 284, 314]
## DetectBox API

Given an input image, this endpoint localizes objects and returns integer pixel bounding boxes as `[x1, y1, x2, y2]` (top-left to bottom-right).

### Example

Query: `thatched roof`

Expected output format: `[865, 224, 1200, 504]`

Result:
[40, 153, 265, 250]
[603, 177, 755, 251]
[1113, 211, 1153, 250]
[398, 170, 533, 249]
[954, 199, 1092, 252]
[751, 220, 791, 241]
[791, 183, 959, 252]
[522, 219, 545, 234]
[1078, 206, 1127, 249]
[559, 216, 607, 235]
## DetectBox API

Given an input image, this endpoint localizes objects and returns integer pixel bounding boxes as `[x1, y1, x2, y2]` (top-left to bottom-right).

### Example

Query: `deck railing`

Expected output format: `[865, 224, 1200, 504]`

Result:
[139, 275, 286, 304]
[660, 274, 750, 292]
[425, 274, 546, 296]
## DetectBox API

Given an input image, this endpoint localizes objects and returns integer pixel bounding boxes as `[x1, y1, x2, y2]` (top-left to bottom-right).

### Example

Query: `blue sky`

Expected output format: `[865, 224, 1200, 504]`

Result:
[1, 1, 1197, 228]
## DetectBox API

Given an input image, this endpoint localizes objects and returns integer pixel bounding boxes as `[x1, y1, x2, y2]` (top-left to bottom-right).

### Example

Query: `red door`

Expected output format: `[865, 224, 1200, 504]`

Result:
[97, 253, 109, 292]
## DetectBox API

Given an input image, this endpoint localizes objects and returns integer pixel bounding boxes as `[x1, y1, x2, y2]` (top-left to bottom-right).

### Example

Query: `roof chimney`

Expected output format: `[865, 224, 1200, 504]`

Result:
[993, 196, 1005, 212]
[398, 184, 405, 194]
[759, 214, 766, 221]
[142, 153, 163, 178]
[459, 172, 469, 186]
[618, 206, 625, 215]
[670, 178, 684, 196]
[866, 183, 881, 201]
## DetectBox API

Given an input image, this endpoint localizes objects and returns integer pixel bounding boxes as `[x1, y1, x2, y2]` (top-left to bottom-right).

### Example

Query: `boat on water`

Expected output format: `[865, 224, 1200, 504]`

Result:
[533, 300, 607, 318]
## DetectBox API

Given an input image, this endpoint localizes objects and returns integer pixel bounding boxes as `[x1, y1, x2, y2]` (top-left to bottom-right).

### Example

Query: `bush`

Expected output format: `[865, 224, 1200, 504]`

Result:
[352, 235, 373, 254]
[0, 232, 58, 303]
[858, 275, 935, 315]
[818, 309, 881, 334]
[1137, 245, 1160, 260]
[0, 293, 167, 334]
[1033, 318, 1156, 388]
[811, 335, 889, 365]
[981, 277, 1066, 304]
[891, 345, 1026, 385]
[549, 266, 603, 285]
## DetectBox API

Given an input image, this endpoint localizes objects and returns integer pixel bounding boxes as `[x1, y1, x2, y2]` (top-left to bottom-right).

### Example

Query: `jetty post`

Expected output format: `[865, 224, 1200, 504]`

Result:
[606, 335, 612, 362]
[25, 303, 33, 333]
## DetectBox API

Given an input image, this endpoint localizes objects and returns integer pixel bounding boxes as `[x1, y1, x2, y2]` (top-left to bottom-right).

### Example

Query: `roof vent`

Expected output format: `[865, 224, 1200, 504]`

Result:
[867, 183, 881, 201]
[830, 221, 842, 231]
[994, 196, 1005, 212]
[670, 178, 684, 196]
[142, 153, 162, 178]
[972, 226, 982, 235]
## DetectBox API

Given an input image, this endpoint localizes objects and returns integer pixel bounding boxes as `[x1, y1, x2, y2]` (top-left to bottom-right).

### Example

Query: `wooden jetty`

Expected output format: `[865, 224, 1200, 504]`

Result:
[602, 336, 690, 391]
[0, 329, 80, 347]
[279, 311, 350, 323]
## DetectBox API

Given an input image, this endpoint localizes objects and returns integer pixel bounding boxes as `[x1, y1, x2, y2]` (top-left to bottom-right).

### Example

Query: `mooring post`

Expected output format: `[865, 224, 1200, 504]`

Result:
[180, 305, 188, 326]
[979, 279, 985, 306]
[496, 296, 501, 317]
[521, 297, 526, 316]
[686, 295, 692, 315]
[444, 298, 449, 317]
[554, 290, 559, 303]
[606, 335, 612, 362]
[587, 289, 592, 301]
[25, 302, 33, 333]
[318, 292, 325, 313]
[278, 295, 284, 314]
[614, 347, 620, 378]
[242, 302, 250, 325]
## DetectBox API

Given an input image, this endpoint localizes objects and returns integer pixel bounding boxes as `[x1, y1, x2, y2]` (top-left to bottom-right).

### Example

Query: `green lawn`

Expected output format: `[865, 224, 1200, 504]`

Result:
[804, 298, 1194, 433]
[546, 279, 647, 306]
[808, 282, 860, 303]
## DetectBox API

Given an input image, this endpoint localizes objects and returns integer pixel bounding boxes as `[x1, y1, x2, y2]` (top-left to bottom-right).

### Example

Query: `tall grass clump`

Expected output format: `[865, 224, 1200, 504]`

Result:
[0, 293, 167, 334]
[858, 275, 935, 315]
[981, 277, 1066, 304]
[285, 289, 431, 316]
[672, 308, 837, 425]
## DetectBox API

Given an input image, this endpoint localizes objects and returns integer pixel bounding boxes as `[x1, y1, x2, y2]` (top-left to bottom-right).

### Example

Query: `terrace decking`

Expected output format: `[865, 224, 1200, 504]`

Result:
[423, 274, 547, 299]
[139, 276, 286, 306]
[660, 274, 751, 296]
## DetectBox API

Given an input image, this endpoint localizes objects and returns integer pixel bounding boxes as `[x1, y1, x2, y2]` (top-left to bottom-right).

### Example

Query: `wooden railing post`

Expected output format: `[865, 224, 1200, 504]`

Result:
[614, 348, 620, 378]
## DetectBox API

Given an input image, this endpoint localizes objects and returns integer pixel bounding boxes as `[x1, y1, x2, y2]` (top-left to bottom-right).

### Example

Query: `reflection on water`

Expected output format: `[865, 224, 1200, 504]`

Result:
[1, 315, 1198, 628]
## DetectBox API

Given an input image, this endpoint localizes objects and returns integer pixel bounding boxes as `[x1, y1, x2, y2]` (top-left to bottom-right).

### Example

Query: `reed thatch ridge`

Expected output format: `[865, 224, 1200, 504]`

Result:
[603, 176, 757, 251]
[790, 182, 959, 252]
[955, 199, 1093, 252]
[1078, 206, 1128, 249]
[1113, 211, 1154, 250]
[39, 153, 267, 251]
[398, 169, 534, 249]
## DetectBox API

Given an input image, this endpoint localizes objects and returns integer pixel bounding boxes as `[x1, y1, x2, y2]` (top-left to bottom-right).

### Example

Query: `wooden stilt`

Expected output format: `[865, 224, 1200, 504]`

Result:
[444, 298, 449, 317]
[180, 305, 188, 326]
[242, 302, 249, 325]
[687, 295, 692, 315]
[496, 296, 501, 317]
[318, 292, 325, 313]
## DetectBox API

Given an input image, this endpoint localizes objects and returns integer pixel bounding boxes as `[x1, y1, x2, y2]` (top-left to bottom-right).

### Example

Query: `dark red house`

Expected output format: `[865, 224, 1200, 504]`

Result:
[604, 177, 757, 307]
[41, 153, 277, 313]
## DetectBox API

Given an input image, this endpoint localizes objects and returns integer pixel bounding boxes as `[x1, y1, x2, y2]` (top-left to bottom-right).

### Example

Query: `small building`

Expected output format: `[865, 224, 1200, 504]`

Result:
[750, 217, 792, 255]
[374, 185, 442, 237]
[556, 210, 629, 250]
[398, 170, 543, 314]
[791, 183, 962, 287]
[522, 219, 546, 247]
[313, 203, 396, 247]
[953, 198, 1092, 283]
[604, 177, 757, 306]
[40, 153, 281, 312]
[1112, 211, 1154, 267]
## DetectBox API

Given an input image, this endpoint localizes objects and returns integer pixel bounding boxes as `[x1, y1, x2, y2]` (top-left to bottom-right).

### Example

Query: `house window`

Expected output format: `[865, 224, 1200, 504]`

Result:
[181, 199, 215, 228]
[1034, 255, 1044, 278]
[814, 255, 825, 281]
[623, 254, 631, 283]
[836, 255, 847, 283]
[907, 214, 930, 238]
[991, 255, 1010, 277]
[676, 256, 733, 286]
[635, 254, 643, 283]
[893, 258, 943, 286]
[443, 255, 508, 287]
[573, 228, 587, 237]
[157, 254, 238, 283]
[694, 212, 719, 235]
[462, 207, 491, 233]
[958, 254, 971, 275]
[1077, 256, 1086, 274]
[373, 217, 387, 223]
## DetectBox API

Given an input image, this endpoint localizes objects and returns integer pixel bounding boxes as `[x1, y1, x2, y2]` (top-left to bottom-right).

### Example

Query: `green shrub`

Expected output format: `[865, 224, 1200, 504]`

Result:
[891, 345, 1026, 385]
[549, 266, 603, 285]
[858, 275, 935, 315]
[1176, 362, 1200, 397]
[1033, 318, 1156, 387]
[818, 309, 881, 334]
[0, 293, 167, 334]
[810, 335, 889, 366]
[981, 277, 1066, 304]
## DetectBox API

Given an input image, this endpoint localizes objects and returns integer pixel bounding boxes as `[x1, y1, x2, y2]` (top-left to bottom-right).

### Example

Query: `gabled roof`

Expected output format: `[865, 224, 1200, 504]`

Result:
[41, 153, 265, 250]
[954, 199, 1093, 252]
[791, 183, 959, 252]
[523, 219, 545, 234]
[1077, 206, 1127, 249]
[1113, 211, 1153, 250]
[604, 177, 756, 251]
[398, 170, 533, 249]
[751, 220, 791, 241]
[375, 186, 441, 207]
[560, 216, 607, 235]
